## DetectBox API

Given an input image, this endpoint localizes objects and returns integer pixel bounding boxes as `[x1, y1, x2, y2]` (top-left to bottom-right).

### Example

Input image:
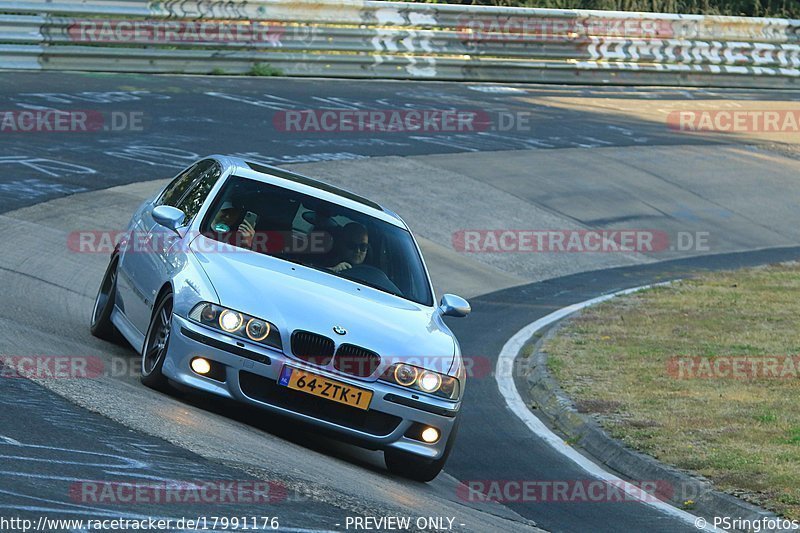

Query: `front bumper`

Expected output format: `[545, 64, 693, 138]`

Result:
[163, 315, 461, 460]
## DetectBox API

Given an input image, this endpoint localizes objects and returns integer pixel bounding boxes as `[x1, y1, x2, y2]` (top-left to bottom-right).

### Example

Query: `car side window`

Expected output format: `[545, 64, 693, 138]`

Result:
[159, 163, 200, 207]
[175, 162, 222, 223]
[292, 205, 314, 233]
[158, 159, 216, 207]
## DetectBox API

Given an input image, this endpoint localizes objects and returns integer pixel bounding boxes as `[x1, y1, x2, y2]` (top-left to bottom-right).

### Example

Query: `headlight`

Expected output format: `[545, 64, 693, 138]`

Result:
[219, 310, 243, 332]
[189, 303, 282, 351]
[246, 318, 270, 342]
[201, 305, 217, 322]
[380, 363, 460, 400]
[394, 364, 418, 386]
[418, 371, 442, 393]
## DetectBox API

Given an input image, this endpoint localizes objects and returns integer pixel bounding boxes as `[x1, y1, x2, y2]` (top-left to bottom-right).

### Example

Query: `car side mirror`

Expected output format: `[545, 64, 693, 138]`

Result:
[439, 294, 471, 318]
[152, 205, 186, 233]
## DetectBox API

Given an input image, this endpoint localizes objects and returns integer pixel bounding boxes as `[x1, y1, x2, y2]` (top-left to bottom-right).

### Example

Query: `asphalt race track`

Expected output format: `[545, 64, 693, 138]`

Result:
[1, 72, 800, 532]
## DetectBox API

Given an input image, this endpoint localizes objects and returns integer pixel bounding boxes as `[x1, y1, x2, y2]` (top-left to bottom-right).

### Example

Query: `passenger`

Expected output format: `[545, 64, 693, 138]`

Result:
[209, 201, 255, 249]
[328, 222, 368, 273]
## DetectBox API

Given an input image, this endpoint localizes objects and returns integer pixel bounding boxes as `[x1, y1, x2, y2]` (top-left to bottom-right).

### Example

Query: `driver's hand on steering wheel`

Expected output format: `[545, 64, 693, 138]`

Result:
[330, 261, 352, 273]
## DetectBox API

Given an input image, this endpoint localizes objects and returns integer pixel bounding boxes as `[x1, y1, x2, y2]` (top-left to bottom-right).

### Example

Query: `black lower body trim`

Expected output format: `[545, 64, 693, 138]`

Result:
[383, 393, 458, 417]
[181, 327, 271, 365]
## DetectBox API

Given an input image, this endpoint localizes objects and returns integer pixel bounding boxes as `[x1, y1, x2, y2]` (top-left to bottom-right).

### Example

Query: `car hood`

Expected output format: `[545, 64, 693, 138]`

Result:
[189, 236, 455, 372]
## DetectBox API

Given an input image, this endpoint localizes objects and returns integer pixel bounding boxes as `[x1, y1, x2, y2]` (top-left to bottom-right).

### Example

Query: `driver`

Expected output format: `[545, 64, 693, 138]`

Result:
[328, 222, 368, 273]
[209, 200, 255, 250]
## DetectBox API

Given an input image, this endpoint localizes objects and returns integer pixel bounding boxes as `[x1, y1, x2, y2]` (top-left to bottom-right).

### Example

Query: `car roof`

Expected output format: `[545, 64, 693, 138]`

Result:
[210, 155, 407, 229]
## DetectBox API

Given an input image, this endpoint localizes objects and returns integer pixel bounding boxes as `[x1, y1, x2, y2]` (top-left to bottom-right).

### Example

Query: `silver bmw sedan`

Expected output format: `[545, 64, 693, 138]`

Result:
[90, 155, 470, 481]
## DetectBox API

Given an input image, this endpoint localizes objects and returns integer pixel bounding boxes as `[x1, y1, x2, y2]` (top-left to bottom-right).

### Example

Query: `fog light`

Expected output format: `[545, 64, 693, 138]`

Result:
[191, 357, 211, 375]
[421, 427, 440, 444]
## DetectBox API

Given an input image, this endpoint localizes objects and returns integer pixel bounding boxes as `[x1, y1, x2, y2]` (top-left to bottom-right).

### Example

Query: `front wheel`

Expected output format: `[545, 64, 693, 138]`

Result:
[385, 418, 460, 482]
[90, 255, 121, 341]
[141, 291, 173, 391]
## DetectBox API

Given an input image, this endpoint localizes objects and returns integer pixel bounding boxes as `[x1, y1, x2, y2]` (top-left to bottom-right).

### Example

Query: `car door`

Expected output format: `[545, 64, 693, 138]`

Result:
[117, 160, 214, 336]
[149, 161, 223, 292]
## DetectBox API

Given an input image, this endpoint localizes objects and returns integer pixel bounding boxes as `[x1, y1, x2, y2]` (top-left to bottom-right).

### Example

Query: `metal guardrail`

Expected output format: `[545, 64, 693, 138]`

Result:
[2, 0, 800, 86]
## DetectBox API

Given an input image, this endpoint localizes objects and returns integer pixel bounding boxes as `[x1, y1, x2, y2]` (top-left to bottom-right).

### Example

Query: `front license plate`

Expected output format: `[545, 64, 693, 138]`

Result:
[278, 365, 372, 410]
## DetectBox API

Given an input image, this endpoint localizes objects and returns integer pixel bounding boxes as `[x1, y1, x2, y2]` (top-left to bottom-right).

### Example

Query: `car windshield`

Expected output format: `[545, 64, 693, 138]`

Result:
[200, 175, 433, 306]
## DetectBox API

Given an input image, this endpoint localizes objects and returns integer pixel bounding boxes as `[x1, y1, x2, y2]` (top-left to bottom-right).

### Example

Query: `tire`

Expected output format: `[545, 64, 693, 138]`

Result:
[90, 255, 121, 342]
[141, 290, 174, 391]
[385, 417, 460, 482]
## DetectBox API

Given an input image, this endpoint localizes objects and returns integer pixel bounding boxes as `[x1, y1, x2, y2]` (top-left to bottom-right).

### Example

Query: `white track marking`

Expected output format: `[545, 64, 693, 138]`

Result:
[0, 435, 20, 445]
[495, 283, 724, 532]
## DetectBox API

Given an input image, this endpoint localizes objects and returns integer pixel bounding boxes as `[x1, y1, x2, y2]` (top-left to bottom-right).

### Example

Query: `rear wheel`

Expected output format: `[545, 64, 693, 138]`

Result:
[141, 291, 173, 391]
[385, 417, 460, 482]
[90, 255, 121, 341]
